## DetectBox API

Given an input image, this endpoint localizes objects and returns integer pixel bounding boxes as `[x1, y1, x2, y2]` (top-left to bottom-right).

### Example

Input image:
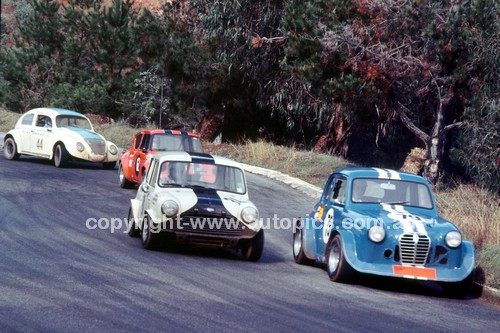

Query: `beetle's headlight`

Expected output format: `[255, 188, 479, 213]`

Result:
[445, 231, 462, 248]
[109, 144, 118, 155]
[161, 200, 179, 217]
[76, 142, 85, 152]
[241, 207, 258, 224]
[368, 226, 386, 243]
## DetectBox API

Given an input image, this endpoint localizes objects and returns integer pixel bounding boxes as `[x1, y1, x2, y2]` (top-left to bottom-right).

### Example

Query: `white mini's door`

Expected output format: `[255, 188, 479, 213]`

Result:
[132, 158, 159, 226]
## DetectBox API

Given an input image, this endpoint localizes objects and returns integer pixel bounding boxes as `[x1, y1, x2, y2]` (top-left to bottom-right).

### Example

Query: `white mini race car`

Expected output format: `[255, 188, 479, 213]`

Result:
[127, 151, 264, 261]
[3, 108, 119, 168]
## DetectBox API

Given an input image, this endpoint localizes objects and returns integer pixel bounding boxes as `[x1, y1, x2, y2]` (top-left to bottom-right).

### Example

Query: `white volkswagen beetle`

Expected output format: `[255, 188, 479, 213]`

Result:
[127, 151, 264, 261]
[3, 108, 119, 168]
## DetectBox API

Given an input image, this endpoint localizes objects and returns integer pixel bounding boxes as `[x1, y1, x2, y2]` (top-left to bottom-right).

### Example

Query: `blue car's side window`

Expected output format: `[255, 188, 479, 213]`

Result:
[329, 177, 347, 206]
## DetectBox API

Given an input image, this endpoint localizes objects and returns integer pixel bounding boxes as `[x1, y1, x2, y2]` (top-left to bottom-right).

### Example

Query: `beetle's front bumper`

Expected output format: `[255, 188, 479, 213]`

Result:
[69, 149, 119, 163]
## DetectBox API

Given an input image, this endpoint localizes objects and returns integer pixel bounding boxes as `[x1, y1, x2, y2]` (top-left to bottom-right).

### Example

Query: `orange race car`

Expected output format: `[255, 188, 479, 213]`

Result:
[118, 129, 204, 188]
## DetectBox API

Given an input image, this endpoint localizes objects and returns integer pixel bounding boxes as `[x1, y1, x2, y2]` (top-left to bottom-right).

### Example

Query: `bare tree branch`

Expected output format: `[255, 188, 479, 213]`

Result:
[395, 102, 430, 144]
[442, 121, 464, 133]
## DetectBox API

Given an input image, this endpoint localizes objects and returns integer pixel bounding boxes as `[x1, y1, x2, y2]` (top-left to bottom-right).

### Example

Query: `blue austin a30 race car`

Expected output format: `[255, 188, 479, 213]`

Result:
[293, 168, 475, 295]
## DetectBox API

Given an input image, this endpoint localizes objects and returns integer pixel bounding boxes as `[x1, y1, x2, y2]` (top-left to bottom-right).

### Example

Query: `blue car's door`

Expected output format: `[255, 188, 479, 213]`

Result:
[316, 175, 348, 257]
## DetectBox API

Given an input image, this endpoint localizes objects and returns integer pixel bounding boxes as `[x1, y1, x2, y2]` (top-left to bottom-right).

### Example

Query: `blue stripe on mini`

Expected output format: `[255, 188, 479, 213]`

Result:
[189, 153, 215, 165]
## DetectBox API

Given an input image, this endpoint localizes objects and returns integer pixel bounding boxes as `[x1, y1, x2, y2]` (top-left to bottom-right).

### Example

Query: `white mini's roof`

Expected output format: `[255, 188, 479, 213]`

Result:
[153, 151, 243, 169]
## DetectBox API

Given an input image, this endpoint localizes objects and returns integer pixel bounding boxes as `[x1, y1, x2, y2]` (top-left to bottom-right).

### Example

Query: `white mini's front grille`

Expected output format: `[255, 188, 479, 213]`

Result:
[399, 233, 431, 265]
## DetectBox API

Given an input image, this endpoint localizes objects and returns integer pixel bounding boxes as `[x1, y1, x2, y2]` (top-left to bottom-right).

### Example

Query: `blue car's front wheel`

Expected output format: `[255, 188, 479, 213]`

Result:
[326, 235, 354, 282]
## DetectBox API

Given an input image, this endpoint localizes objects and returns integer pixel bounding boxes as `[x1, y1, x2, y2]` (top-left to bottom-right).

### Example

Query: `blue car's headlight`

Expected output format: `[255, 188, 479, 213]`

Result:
[445, 231, 462, 248]
[368, 226, 385, 243]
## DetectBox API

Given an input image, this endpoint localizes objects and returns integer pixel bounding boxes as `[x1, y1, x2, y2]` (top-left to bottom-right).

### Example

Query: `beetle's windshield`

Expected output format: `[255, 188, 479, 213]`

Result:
[158, 161, 246, 194]
[150, 134, 204, 153]
[351, 178, 433, 209]
[56, 116, 93, 130]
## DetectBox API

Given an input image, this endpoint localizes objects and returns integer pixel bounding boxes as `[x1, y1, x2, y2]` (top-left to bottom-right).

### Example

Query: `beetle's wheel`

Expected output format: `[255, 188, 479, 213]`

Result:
[3, 138, 20, 160]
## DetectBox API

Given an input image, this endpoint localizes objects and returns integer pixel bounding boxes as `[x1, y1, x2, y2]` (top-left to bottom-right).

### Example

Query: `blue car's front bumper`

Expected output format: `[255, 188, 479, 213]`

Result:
[340, 231, 475, 282]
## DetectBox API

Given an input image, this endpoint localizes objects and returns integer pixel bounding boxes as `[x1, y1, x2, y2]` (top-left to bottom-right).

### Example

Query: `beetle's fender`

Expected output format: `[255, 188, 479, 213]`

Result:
[5, 131, 23, 152]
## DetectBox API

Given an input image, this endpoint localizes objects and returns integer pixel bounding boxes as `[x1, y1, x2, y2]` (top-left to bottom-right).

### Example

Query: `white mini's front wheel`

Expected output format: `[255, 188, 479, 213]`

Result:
[241, 229, 264, 262]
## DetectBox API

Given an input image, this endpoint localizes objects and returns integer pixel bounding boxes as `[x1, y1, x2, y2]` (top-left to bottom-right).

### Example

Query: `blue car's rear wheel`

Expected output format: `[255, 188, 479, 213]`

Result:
[326, 235, 354, 282]
[293, 221, 314, 265]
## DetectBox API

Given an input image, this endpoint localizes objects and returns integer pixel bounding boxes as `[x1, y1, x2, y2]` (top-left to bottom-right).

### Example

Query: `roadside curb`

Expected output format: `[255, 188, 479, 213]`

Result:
[475, 282, 500, 306]
[240, 163, 322, 200]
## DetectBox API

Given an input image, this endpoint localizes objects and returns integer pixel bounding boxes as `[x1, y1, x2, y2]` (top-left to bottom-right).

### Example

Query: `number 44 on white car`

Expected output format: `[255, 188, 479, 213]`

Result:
[3, 108, 119, 169]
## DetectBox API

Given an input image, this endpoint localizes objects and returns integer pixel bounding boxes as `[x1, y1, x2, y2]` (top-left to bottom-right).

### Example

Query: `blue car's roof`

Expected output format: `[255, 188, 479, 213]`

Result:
[334, 167, 427, 184]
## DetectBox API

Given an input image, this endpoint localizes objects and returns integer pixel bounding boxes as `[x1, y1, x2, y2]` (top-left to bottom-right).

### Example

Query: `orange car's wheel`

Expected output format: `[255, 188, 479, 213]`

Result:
[119, 163, 135, 189]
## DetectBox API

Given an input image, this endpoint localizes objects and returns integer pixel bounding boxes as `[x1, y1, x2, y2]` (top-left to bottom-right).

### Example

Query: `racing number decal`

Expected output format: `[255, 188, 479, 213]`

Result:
[135, 156, 141, 176]
[322, 208, 334, 244]
[36, 139, 43, 150]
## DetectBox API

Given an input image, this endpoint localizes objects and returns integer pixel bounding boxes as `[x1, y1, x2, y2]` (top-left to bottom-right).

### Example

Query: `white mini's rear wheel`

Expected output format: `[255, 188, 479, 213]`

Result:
[4, 138, 20, 160]
[127, 207, 140, 238]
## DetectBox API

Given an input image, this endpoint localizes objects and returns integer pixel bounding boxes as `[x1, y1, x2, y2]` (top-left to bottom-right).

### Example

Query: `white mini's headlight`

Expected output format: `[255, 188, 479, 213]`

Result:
[368, 226, 386, 243]
[241, 207, 258, 224]
[109, 145, 118, 155]
[76, 142, 85, 152]
[161, 200, 179, 217]
[445, 231, 462, 248]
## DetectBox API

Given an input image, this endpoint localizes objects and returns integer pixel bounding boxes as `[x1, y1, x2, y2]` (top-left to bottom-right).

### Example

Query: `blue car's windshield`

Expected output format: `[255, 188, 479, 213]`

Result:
[351, 178, 433, 209]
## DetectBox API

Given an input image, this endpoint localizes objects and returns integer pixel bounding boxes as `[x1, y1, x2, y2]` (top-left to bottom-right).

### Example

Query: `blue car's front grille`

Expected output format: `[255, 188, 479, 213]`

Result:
[399, 233, 431, 265]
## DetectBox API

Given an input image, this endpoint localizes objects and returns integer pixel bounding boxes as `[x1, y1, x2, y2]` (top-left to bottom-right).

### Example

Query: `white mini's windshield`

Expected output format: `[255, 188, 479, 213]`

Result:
[158, 161, 246, 194]
[56, 116, 93, 130]
[352, 178, 433, 209]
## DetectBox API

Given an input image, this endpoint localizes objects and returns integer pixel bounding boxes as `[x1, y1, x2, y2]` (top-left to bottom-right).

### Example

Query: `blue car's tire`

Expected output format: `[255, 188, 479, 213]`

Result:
[326, 235, 354, 282]
[441, 271, 474, 299]
[293, 221, 314, 265]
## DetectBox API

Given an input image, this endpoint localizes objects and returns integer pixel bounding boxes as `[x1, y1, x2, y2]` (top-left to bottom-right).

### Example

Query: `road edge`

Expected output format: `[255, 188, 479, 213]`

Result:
[239, 159, 499, 306]
[240, 162, 322, 199]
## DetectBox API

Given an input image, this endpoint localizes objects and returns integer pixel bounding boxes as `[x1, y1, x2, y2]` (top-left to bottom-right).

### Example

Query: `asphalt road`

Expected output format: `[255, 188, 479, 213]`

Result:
[0, 153, 498, 332]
